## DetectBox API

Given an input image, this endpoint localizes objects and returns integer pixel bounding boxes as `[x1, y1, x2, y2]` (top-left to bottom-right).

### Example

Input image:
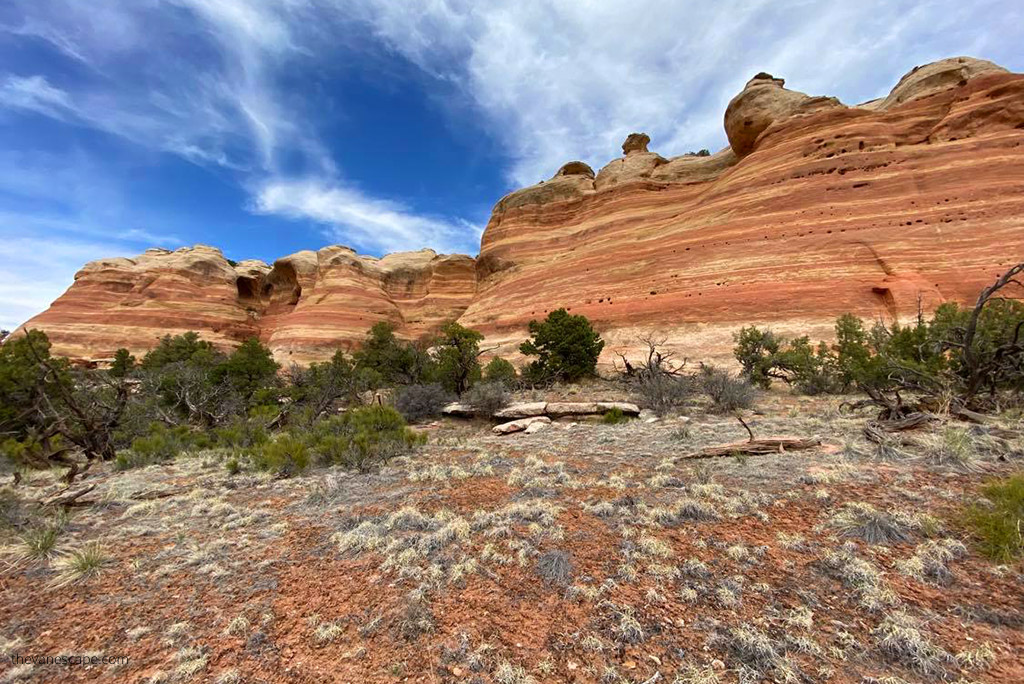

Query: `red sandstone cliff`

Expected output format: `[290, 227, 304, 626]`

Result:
[15, 57, 1024, 366]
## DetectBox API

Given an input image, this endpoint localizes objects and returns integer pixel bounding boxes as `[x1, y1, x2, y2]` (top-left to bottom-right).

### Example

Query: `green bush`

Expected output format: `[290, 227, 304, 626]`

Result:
[214, 408, 274, 448]
[141, 332, 219, 371]
[963, 472, 1024, 562]
[250, 433, 310, 476]
[433, 321, 484, 395]
[309, 406, 423, 472]
[483, 357, 517, 386]
[212, 338, 280, 407]
[393, 383, 454, 423]
[109, 348, 135, 378]
[116, 424, 206, 470]
[354, 322, 434, 386]
[601, 407, 629, 424]
[519, 308, 604, 383]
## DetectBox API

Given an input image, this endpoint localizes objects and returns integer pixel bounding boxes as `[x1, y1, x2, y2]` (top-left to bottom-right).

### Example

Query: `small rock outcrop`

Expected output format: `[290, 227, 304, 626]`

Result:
[493, 416, 551, 435]
[724, 73, 841, 157]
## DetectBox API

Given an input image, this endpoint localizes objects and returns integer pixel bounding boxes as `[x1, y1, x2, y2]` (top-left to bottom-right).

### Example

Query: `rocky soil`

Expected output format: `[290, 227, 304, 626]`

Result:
[1, 392, 1023, 683]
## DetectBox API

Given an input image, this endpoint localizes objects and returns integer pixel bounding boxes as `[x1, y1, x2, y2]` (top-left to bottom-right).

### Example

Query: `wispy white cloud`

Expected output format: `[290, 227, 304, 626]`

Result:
[0, 74, 74, 119]
[253, 178, 480, 255]
[346, 0, 1024, 186]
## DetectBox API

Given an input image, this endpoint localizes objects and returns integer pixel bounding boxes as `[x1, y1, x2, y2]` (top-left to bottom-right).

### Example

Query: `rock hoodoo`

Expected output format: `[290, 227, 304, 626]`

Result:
[15, 56, 1024, 367]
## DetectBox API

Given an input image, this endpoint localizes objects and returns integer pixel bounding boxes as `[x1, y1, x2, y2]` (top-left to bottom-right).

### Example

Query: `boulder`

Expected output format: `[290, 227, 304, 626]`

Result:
[595, 133, 669, 190]
[724, 73, 841, 157]
[877, 56, 1007, 111]
[493, 416, 551, 435]
[494, 402, 548, 419]
[524, 421, 549, 434]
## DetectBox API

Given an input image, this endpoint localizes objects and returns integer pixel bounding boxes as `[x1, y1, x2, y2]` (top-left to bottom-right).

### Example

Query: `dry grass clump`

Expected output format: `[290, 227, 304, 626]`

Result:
[507, 457, 576, 489]
[896, 538, 967, 585]
[821, 543, 899, 611]
[51, 542, 110, 587]
[829, 502, 935, 545]
[493, 660, 537, 684]
[871, 611, 955, 678]
[535, 549, 571, 585]
[14, 525, 60, 563]
[922, 427, 981, 471]
[713, 624, 798, 682]
[174, 646, 209, 679]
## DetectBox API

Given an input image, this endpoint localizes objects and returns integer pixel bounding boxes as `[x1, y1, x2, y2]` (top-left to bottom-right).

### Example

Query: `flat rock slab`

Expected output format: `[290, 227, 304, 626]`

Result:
[596, 401, 641, 415]
[493, 416, 551, 435]
[546, 402, 600, 416]
[495, 401, 641, 419]
[442, 402, 476, 418]
[494, 402, 548, 419]
[524, 421, 549, 434]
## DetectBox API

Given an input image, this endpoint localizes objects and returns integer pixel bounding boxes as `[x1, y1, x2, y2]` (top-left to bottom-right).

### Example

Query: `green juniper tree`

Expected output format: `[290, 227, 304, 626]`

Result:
[520, 308, 604, 383]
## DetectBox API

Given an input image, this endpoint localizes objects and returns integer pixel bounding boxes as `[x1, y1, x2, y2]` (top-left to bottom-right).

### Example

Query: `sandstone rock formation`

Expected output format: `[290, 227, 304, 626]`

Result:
[15, 56, 1024, 368]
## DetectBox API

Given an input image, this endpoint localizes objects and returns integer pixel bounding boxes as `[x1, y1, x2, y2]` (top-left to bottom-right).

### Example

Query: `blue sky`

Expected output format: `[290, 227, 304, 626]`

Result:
[1, 0, 1022, 331]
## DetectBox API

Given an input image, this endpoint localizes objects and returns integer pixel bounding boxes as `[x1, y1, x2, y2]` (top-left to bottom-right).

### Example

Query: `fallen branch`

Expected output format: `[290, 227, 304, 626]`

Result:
[125, 488, 181, 501]
[41, 484, 96, 508]
[869, 412, 936, 433]
[682, 437, 820, 459]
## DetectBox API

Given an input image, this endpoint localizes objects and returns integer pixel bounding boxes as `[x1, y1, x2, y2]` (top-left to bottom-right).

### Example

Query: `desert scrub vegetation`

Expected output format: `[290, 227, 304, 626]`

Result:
[51, 541, 109, 586]
[896, 538, 967, 585]
[828, 501, 938, 544]
[871, 611, 956, 678]
[963, 471, 1024, 561]
[462, 380, 509, 416]
[393, 383, 454, 422]
[698, 365, 755, 413]
[821, 543, 900, 611]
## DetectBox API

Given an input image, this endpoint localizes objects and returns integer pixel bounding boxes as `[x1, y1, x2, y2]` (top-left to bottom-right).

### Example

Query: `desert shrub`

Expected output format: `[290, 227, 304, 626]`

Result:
[141, 331, 218, 371]
[354, 322, 434, 386]
[601, 408, 629, 424]
[633, 373, 696, 414]
[963, 472, 1024, 562]
[250, 433, 310, 476]
[109, 348, 136, 378]
[733, 327, 783, 389]
[286, 350, 373, 423]
[483, 357, 517, 386]
[211, 338, 280, 408]
[116, 424, 208, 470]
[462, 381, 509, 417]
[393, 383, 454, 423]
[519, 308, 604, 383]
[733, 327, 844, 394]
[432, 321, 484, 395]
[699, 366, 755, 413]
[309, 406, 423, 472]
[214, 410, 272, 449]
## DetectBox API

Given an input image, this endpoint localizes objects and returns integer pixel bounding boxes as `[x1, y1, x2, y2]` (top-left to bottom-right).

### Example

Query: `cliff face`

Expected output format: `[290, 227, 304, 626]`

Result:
[25, 245, 476, 364]
[16, 57, 1024, 366]
[463, 56, 1024, 364]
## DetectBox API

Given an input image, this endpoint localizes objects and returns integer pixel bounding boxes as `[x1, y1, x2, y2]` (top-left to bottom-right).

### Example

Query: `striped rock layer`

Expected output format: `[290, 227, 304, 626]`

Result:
[17, 57, 1024, 366]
